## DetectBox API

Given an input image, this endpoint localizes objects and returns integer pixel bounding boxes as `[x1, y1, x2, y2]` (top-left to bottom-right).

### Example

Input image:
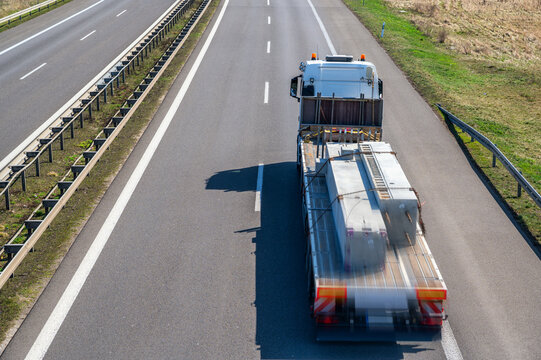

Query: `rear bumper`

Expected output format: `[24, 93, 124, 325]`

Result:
[315, 323, 442, 342]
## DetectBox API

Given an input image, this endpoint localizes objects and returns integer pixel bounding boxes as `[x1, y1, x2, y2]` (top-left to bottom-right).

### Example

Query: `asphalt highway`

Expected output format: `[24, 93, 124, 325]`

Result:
[2, 0, 541, 359]
[0, 0, 183, 162]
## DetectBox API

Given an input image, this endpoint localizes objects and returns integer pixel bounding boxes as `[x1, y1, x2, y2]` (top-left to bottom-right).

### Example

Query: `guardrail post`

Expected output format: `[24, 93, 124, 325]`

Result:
[517, 171, 523, 197]
[110, 82, 114, 96]
[25, 220, 42, 238]
[51, 127, 64, 150]
[11, 165, 26, 191]
[27, 152, 40, 176]
[103, 86, 107, 103]
[96, 94, 100, 111]
[79, 113, 84, 129]
[88, 104, 92, 120]
[58, 181, 72, 195]
[48, 144, 53, 163]
[43, 199, 58, 214]
[116, 75, 120, 88]
[70, 122, 74, 138]
[0, 182, 9, 210]
[122, 69, 125, 83]
[492, 153, 497, 167]
[71, 165, 85, 179]
[21, 170, 26, 191]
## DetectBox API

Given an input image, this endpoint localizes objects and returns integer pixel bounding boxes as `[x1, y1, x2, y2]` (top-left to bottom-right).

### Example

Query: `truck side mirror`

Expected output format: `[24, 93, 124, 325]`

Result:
[378, 78, 383, 98]
[290, 76, 300, 99]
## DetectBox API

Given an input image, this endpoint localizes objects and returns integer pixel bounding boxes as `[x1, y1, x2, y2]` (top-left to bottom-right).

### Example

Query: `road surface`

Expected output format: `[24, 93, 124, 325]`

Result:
[0, 0, 181, 161]
[2, 0, 541, 358]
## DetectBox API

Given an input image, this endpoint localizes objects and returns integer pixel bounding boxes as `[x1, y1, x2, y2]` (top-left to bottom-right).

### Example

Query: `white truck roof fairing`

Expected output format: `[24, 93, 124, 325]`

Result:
[302, 58, 380, 99]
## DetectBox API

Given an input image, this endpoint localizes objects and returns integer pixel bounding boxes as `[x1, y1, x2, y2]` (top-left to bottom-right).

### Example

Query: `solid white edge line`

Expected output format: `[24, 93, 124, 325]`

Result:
[266, 41, 270, 53]
[442, 321, 464, 360]
[267, 16, 270, 24]
[0, 0, 105, 56]
[116, 9, 127, 17]
[255, 163, 264, 212]
[79, 30, 96, 41]
[20, 63, 47, 80]
[301, 2, 464, 357]
[24, 0, 230, 358]
[305, 0, 336, 55]
[264, 81, 269, 103]
[0, 0, 185, 173]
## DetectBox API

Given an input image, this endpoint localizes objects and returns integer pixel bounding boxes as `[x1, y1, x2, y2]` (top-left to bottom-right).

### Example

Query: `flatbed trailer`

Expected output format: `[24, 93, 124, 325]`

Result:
[291, 54, 447, 341]
[298, 136, 447, 341]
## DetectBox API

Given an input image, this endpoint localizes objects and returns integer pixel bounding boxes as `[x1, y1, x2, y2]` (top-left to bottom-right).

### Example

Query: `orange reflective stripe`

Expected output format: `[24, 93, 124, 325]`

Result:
[316, 286, 347, 299]
[416, 288, 447, 300]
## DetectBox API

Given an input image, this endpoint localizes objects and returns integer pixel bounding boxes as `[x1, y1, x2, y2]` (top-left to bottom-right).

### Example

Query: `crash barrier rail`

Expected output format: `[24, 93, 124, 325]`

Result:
[0, 0, 189, 208]
[437, 104, 541, 209]
[0, 0, 212, 289]
[0, 0, 66, 28]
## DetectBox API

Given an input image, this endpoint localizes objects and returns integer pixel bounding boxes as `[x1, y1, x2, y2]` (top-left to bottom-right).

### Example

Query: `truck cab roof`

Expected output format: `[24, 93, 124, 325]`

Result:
[301, 55, 380, 99]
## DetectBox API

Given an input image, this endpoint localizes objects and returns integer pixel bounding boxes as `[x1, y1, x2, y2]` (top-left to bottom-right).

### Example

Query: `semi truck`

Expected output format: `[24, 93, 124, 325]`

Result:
[290, 54, 447, 341]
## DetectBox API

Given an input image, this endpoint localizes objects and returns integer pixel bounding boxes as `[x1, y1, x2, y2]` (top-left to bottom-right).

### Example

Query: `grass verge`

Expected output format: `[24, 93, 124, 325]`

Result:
[0, 1, 202, 253]
[0, 0, 218, 349]
[342, 0, 541, 244]
[0, 0, 73, 33]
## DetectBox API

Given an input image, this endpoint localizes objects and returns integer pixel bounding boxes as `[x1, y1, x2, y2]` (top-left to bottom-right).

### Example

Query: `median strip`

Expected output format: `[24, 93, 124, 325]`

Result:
[0, 0, 219, 349]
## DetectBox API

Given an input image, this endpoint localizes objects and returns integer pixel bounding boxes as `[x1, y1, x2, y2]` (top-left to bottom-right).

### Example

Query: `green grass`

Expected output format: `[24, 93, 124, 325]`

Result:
[343, 0, 541, 242]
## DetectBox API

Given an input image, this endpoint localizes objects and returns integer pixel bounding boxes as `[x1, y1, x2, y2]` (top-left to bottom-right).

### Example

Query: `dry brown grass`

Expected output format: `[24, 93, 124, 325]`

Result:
[0, 0, 48, 17]
[388, 0, 541, 66]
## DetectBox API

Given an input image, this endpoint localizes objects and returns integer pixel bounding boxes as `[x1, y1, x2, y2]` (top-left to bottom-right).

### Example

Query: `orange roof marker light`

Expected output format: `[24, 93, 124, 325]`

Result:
[360, 54, 366, 61]
[311, 53, 317, 60]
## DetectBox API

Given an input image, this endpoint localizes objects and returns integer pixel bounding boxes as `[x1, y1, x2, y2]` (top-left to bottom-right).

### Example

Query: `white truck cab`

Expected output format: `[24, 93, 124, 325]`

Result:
[295, 54, 382, 100]
[290, 54, 384, 128]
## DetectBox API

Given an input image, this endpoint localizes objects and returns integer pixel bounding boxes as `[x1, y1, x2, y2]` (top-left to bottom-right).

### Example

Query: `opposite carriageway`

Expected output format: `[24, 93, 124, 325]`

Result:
[0, 0, 212, 289]
[0, 0, 68, 29]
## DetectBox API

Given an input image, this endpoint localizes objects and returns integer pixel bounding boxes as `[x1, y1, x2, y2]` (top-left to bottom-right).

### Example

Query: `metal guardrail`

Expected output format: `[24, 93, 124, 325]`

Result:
[0, 0, 188, 206]
[0, 0, 66, 28]
[437, 104, 541, 209]
[0, 0, 212, 288]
